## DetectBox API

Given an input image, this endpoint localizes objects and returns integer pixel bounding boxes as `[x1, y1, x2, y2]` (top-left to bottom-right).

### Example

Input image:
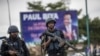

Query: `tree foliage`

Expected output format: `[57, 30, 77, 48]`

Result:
[79, 16, 100, 44]
[46, 2, 66, 11]
[27, 1, 45, 11]
[90, 17, 100, 44]
[27, 1, 82, 12]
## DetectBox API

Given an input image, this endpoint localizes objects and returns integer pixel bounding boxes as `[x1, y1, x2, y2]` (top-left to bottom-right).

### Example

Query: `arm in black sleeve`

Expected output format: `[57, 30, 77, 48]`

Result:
[21, 40, 30, 56]
[1, 42, 9, 56]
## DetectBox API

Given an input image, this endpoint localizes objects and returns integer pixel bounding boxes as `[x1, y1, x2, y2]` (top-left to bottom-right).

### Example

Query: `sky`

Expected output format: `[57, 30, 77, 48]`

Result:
[0, 0, 100, 36]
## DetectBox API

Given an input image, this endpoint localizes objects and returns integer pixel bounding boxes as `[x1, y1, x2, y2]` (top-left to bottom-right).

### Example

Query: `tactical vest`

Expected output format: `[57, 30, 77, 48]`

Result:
[44, 29, 63, 51]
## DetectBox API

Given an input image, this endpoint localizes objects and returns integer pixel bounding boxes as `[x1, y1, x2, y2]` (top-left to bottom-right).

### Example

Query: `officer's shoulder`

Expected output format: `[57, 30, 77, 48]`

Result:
[18, 37, 24, 42]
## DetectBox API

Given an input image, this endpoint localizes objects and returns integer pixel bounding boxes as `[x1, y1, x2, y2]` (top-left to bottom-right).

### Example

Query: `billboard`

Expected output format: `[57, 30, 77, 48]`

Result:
[20, 10, 78, 47]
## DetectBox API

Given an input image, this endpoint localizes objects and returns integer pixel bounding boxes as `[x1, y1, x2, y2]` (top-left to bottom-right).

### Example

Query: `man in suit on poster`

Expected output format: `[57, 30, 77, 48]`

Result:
[60, 13, 78, 41]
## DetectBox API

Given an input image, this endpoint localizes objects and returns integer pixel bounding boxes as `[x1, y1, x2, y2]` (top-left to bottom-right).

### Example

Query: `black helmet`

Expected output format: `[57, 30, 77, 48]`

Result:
[46, 18, 56, 27]
[8, 25, 19, 34]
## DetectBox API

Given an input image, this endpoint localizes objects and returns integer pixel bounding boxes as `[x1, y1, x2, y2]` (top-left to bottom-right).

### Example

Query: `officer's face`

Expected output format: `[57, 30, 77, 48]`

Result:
[48, 22, 55, 29]
[64, 14, 72, 26]
[10, 32, 18, 37]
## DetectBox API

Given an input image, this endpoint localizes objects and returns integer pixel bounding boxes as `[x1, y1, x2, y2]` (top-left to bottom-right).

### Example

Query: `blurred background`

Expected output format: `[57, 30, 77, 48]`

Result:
[0, 0, 100, 56]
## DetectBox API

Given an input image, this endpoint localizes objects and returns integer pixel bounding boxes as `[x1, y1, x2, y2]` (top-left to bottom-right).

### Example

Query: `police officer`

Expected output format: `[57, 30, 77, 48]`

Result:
[41, 18, 79, 56]
[41, 18, 65, 56]
[1, 25, 30, 56]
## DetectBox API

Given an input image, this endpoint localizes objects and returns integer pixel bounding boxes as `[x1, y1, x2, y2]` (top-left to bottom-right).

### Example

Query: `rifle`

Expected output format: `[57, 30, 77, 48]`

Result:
[2, 37, 23, 56]
[41, 32, 58, 56]
[0, 36, 7, 39]
[44, 31, 86, 56]
[40, 31, 65, 56]
[44, 31, 78, 50]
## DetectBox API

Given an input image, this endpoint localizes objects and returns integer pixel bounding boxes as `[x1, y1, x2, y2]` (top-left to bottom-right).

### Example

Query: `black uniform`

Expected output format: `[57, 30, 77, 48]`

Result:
[1, 36, 30, 56]
[41, 29, 65, 56]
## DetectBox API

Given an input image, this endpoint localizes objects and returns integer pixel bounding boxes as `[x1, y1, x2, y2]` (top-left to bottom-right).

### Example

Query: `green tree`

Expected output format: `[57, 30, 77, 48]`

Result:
[27, 0, 82, 14]
[27, 1, 45, 11]
[90, 17, 100, 44]
[79, 16, 100, 44]
[27, 1, 66, 11]
[78, 15, 91, 36]
[46, 2, 66, 11]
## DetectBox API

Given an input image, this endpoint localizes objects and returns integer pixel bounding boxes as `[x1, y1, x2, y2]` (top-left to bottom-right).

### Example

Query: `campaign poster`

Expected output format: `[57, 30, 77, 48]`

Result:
[20, 10, 78, 55]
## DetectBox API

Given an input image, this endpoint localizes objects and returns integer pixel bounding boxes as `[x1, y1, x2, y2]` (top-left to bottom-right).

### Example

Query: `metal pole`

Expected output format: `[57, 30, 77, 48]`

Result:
[85, 0, 90, 56]
[7, 0, 11, 26]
